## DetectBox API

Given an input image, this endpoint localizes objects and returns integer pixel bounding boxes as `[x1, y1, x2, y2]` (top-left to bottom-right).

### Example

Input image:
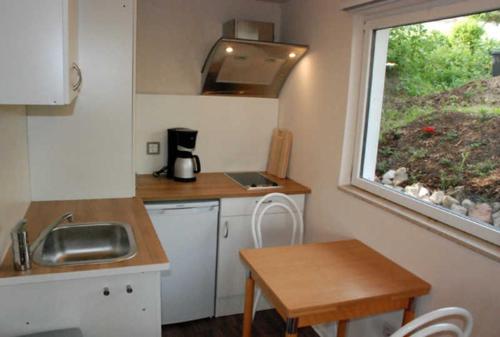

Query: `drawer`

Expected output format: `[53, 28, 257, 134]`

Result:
[220, 194, 305, 217]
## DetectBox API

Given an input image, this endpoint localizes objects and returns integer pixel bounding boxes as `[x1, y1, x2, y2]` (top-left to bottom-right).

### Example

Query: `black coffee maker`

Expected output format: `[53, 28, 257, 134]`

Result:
[153, 128, 201, 181]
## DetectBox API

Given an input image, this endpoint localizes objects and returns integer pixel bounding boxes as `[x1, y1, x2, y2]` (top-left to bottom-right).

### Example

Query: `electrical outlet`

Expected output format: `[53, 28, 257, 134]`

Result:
[382, 322, 396, 337]
[147, 142, 160, 155]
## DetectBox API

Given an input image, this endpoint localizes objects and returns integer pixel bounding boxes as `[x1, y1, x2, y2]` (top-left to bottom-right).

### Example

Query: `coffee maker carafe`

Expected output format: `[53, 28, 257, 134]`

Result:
[153, 128, 201, 182]
[174, 151, 201, 182]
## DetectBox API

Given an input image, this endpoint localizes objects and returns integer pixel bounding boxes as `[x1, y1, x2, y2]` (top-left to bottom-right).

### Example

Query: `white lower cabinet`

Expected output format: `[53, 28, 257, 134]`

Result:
[216, 194, 305, 317]
[0, 272, 161, 337]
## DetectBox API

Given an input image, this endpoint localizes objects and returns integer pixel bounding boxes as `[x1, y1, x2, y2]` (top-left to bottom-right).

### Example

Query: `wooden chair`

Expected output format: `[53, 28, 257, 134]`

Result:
[250, 192, 304, 319]
[390, 307, 473, 337]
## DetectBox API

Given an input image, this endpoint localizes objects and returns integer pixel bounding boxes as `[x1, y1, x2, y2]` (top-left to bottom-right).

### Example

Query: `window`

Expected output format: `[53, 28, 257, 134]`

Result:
[350, 2, 500, 245]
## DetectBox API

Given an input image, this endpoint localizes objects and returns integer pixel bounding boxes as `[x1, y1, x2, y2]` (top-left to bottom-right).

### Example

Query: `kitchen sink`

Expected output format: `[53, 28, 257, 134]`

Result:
[32, 222, 137, 266]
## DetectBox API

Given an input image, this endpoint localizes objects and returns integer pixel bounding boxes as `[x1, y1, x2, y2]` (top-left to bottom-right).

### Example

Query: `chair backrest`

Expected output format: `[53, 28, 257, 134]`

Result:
[251, 193, 304, 249]
[390, 307, 473, 337]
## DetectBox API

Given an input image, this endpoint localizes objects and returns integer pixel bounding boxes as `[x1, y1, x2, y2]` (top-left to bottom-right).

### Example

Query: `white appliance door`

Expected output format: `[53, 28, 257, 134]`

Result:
[147, 202, 218, 325]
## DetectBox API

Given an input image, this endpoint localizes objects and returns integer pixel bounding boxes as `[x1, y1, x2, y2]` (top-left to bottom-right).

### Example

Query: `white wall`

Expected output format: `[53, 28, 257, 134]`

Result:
[136, 0, 282, 95]
[134, 0, 282, 174]
[135, 94, 278, 174]
[0, 106, 31, 259]
[278, 1, 500, 337]
[27, 0, 135, 201]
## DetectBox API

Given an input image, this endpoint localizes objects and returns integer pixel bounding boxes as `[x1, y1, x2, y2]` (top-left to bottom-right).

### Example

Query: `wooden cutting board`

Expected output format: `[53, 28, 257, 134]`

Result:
[266, 128, 293, 178]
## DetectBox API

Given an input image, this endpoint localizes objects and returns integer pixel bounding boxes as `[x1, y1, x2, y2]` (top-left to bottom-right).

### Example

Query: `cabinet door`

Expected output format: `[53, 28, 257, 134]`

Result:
[80, 273, 161, 337]
[0, 272, 161, 337]
[0, 0, 78, 105]
[217, 216, 254, 300]
[216, 212, 298, 316]
[63, 0, 79, 104]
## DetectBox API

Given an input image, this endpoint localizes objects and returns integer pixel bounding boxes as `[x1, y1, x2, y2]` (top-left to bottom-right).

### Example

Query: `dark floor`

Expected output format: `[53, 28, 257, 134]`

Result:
[162, 309, 319, 337]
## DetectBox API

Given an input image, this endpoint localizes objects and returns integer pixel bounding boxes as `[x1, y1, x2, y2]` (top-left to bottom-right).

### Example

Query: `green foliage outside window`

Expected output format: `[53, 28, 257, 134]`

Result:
[386, 14, 500, 96]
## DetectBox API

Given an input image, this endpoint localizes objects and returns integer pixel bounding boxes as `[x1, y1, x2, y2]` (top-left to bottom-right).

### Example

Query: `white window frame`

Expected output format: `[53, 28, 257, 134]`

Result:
[348, 0, 500, 246]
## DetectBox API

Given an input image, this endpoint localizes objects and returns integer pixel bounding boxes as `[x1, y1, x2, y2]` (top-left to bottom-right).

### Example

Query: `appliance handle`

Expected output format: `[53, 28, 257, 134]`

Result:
[72, 63, 82, 91]
[147, 206, 217, 216]
[223, 221, 229, 238]
[145, 201, 219, 210]
[193, 155, 201, 173]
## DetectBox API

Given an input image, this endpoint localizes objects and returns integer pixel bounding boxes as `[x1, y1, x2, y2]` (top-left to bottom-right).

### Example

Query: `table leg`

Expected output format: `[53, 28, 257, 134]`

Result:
[242, 272, 255, 337]
[337, 320, 348, 337]
[402, 298, 416, 325]
[285, 318, 298, 337]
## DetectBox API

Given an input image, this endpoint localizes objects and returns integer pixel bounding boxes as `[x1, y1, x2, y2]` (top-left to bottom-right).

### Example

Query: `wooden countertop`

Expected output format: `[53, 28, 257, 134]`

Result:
[136, 172, 311, 201]
[0, 198, 168, 283]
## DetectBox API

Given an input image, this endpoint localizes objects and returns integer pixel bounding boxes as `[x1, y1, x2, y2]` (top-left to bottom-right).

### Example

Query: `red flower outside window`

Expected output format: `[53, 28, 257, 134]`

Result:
[421, 126, 436, 135]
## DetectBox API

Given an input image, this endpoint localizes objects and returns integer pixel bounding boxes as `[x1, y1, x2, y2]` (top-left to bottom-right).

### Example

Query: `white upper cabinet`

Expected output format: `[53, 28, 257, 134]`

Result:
[0, 0, 80, 105]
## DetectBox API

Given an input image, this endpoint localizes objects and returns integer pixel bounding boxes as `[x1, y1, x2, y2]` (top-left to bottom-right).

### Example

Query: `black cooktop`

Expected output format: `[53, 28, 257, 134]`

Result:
[225, 172, 281, 190]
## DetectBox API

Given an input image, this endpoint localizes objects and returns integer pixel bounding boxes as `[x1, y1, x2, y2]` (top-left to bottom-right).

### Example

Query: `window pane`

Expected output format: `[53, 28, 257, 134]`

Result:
[361, 11, 500, 232]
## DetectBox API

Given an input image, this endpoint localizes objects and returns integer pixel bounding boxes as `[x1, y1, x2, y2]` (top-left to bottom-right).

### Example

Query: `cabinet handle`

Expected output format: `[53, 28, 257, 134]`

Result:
[126, 285, 133, 294]
[223, 221, 229, 238]
[103, 287, 110, 296]
[72, 63, 82, 91]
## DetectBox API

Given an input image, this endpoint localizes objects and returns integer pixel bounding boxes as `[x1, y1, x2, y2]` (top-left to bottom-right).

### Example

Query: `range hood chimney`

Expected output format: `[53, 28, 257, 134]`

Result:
[201, 20, 308, 98]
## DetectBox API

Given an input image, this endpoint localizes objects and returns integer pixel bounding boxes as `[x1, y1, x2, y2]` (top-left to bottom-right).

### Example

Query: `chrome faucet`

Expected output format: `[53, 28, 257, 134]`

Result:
[11, 220, 31, 271]
[11, 212, 74, 271]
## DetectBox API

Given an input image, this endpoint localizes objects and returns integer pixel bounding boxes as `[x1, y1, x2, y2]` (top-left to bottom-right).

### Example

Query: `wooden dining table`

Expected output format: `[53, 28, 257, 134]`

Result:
[239, 240, 431, 337]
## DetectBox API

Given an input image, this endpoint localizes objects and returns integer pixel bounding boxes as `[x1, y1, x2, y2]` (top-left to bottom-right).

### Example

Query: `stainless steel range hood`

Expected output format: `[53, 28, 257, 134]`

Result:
[201, 20, 308, 98]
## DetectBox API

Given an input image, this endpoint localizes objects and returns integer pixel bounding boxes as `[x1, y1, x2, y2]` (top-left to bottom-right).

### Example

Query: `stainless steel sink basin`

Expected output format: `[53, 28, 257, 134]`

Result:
[32, 222, 137, 266]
